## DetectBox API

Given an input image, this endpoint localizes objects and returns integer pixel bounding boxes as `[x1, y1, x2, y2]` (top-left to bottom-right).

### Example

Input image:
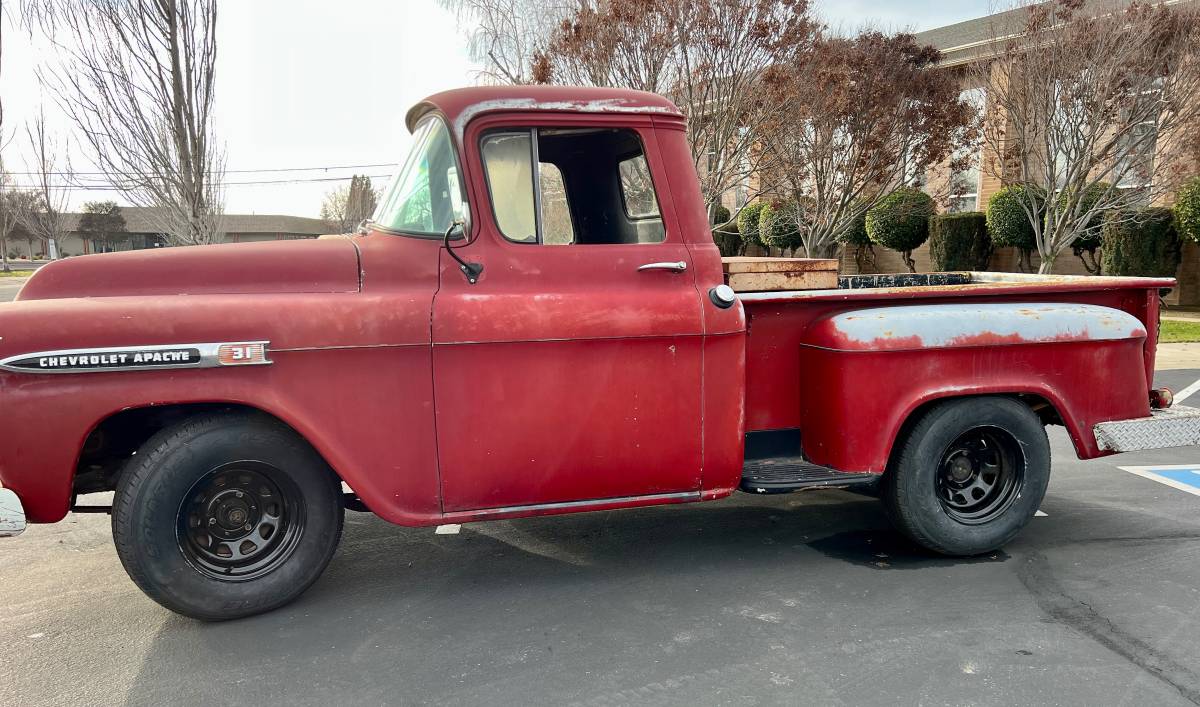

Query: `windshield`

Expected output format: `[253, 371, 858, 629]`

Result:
[374, 116, 467, 236]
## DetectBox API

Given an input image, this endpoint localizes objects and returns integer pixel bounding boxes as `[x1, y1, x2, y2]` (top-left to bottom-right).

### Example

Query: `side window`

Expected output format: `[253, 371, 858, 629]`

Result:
[618, 155, 660, 219]
[480, 127, 665, 245]
[375, 117, 468, 236]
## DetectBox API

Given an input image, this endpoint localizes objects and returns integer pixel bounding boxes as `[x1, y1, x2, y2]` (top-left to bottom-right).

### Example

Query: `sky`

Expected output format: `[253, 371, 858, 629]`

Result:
[1, 0, 997, 219]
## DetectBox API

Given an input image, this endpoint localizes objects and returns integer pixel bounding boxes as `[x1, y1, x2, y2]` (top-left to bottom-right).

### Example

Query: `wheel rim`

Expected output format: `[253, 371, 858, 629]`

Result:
[935, 426, 1025, 525]
[177, 461, 305, 582]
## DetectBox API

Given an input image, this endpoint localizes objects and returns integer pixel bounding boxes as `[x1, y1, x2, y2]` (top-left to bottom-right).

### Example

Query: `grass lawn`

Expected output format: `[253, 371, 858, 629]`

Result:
[0, 270, 34, 278]
[1160, 319, 1200, 343]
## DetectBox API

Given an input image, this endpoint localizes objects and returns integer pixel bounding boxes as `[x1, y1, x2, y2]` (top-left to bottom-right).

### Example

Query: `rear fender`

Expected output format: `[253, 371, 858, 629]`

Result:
[798, 303, 1150, 472]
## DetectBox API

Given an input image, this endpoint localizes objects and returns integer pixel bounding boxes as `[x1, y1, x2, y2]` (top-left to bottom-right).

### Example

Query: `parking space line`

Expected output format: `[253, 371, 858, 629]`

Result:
[1118, 465, 1200, 498]
[1172, 376, 1200, 405]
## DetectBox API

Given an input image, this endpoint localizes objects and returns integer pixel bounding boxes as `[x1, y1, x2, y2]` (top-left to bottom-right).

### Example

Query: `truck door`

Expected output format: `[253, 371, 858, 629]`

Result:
[432, 119, 705, 512]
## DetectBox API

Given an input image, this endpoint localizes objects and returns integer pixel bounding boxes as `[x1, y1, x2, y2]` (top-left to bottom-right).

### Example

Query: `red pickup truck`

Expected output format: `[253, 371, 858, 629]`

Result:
[1, 86, 1197, 620]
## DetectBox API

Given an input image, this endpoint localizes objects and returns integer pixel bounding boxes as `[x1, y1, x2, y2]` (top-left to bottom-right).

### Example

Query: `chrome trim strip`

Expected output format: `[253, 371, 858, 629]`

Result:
[0, 341, 271, 375]
[0, 488, 27, 538]
[465, 491, 701, 517]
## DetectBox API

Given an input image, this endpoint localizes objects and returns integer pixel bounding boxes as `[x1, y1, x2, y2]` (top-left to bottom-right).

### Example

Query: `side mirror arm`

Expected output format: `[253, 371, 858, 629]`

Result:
[443, 221, 483, 285]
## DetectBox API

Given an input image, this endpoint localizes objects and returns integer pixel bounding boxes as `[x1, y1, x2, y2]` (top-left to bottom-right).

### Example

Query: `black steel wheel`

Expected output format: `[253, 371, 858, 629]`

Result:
[935, 427, 1024, 525]
[883, 397, 1050, 556]
[113, 412, 344, 620]
[178, 462, 306, 581]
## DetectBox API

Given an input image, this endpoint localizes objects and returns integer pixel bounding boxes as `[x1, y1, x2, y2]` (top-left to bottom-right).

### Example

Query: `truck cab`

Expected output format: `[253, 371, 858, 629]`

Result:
[1, 86, 1195, 621]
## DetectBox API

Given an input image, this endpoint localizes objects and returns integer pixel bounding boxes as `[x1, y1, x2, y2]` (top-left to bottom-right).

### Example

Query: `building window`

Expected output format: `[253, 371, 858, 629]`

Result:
[947, 88, 985, 212]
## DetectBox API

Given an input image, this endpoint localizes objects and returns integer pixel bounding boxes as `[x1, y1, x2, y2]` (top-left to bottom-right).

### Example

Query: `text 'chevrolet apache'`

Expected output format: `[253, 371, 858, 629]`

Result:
[0, 86, 1195, 620]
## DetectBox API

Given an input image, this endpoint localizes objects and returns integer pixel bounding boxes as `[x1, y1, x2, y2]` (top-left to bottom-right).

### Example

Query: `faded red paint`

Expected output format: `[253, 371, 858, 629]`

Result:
[0, 86, 1174, 528]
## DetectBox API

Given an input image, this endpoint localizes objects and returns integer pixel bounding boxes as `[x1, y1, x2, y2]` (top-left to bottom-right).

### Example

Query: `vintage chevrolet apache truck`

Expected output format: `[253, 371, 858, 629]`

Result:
[2, 85, 1199, 621]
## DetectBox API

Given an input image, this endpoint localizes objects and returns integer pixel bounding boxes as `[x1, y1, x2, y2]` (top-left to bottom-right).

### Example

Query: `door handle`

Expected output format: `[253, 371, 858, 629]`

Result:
[637, 261, 688, 273]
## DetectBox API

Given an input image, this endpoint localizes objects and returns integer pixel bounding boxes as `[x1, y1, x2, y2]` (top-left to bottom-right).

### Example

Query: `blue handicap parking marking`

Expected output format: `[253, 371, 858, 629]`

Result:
[1119, 464, 1200, 498]
[1147, 468, 1200, 491]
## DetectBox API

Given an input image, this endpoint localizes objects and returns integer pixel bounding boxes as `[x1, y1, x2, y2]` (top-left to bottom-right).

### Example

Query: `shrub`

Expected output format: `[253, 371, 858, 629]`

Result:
[759, 201, 803, 252]
[865, 187, 935, 272]
[1175, 176, 1200, 244]
[837, 203, 874, 272]
[737, 202, 766, 251]
[987, 184, 1042, 271]
[929, 212, 991, 271]
[1057, 181, 1110, 273]
[712, 206, 740, 257]
[1100, 207, 1182, 277]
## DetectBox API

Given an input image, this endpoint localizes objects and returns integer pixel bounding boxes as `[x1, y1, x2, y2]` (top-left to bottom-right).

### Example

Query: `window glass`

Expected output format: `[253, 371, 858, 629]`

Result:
[481, 127, 664, 245]
[481, 132, 537, 243]
[539, 162, 575, 245]
[375, 118, 467, 236]
[618, 155, 660, 219]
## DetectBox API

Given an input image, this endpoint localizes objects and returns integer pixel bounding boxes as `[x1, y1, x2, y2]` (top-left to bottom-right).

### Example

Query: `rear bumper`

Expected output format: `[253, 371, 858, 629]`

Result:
[0, 486, 27, 537]
[1094, 405, 1200, 453]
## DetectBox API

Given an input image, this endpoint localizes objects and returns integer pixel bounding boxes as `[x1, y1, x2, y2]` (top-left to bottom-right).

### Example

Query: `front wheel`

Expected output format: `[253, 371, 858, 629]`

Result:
[883, 396, 1050, 556]
[112, 412, 344, 620]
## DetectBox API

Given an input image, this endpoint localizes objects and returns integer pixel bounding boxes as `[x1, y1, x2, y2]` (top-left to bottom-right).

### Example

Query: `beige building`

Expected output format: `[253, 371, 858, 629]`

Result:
[19, 208, 332, 260]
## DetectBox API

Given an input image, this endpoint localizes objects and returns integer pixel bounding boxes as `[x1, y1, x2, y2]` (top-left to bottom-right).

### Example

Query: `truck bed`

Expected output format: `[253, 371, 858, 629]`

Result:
[737, 271, 1175, 473]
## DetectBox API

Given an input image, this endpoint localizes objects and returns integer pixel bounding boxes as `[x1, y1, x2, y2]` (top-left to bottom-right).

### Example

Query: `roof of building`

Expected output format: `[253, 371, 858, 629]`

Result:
[406, 85, 684, 136]
[913, 0, 1167, 66]
[63, 207, 331, 236]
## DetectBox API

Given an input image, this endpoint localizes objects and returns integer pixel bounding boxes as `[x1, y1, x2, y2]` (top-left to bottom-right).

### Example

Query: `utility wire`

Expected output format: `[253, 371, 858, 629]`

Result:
[7, 173, 394, 191]
[2, 162, 399, 177]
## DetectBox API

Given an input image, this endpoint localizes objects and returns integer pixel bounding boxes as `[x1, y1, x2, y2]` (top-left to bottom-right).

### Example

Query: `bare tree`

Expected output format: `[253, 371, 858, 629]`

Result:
[24, 0, 224, 246]
[320, 175, 379, 233]
[16, 107, 71, 259]
[758, 31, 979, 258]
[537, 0, 817, 218]
[972, 0, 1200, 274]
[440, 0, 576, 84]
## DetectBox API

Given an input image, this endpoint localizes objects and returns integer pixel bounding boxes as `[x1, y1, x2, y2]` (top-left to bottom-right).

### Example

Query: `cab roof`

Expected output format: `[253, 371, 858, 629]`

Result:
[405, 85, 684, 136]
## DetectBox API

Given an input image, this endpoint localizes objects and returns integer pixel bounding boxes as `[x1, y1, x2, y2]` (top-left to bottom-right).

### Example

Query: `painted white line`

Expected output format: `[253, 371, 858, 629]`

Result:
[1118, 465, 1200, 498]
[1035, 510, 1048, 517]
[435, 524, 462, 535]
[1172, 376, 1200, 405]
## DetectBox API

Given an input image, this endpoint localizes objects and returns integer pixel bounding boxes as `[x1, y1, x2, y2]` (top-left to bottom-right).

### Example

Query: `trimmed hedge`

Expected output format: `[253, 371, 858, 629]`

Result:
[1100, 207, 1182, 277]
[929, 212, 990, 271]
[759, 201, 803, 251]
[865, 188, 935, 272]
[737, 202, 766, 251]
[836, 203, 869, 247]
[1175, 176, 1200, 244]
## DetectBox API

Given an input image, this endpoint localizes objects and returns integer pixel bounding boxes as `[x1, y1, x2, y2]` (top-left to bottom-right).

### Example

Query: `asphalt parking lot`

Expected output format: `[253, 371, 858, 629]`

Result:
[2, 370, 1199, 706]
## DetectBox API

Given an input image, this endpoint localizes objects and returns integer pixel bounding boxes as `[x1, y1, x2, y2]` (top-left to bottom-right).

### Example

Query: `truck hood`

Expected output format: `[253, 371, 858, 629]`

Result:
[16, 237, 361, 301]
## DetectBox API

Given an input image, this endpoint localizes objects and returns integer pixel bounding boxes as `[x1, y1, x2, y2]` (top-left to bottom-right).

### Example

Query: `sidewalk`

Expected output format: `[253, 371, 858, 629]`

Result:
[1156, 343, 1200, 370]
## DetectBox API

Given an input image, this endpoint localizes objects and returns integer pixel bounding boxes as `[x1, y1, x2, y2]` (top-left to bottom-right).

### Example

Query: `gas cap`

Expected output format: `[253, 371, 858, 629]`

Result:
[709, 284, 737, 309]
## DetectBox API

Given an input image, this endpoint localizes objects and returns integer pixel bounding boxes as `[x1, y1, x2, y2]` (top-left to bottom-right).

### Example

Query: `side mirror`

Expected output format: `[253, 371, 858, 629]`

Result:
[442, 221, 483, 285]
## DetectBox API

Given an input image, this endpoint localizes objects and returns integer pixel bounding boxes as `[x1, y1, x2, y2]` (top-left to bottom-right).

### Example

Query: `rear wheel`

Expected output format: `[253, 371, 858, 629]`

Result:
[112, 412, 344, 620]
[883, 397, 1050, 556]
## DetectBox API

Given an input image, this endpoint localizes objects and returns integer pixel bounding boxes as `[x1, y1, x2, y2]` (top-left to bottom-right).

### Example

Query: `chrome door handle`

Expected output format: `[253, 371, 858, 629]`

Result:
[637, 261, 688, 273]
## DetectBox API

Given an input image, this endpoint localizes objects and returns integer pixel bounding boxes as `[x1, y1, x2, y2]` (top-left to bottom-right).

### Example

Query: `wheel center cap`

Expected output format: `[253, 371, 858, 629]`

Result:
[950, 457, 974, 482]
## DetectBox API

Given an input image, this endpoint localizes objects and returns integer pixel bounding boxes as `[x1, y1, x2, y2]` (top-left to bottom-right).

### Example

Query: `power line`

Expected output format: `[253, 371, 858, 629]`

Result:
[2, 162, 399, 177]
[6, 173, 394, 191]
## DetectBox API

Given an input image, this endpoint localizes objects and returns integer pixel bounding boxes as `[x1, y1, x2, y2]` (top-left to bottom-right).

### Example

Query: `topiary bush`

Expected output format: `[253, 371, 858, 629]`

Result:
[986, 184, 1043, 272]
[711, 205, 740, 257]
[1175, 176, 1200, 244]
[759, 200, 804, 253]
[737, 202, 766, 252]
[865, 187, 935, 272]
[836, 202, 873, 272]
[929, 212, 991, 271]
[1100, 207, 1182, 277]
[1057, 181, 1110, 273]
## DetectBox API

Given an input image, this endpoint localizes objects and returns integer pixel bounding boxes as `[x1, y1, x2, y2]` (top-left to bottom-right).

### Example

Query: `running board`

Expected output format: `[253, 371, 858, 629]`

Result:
[740, 456, 878, 494]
